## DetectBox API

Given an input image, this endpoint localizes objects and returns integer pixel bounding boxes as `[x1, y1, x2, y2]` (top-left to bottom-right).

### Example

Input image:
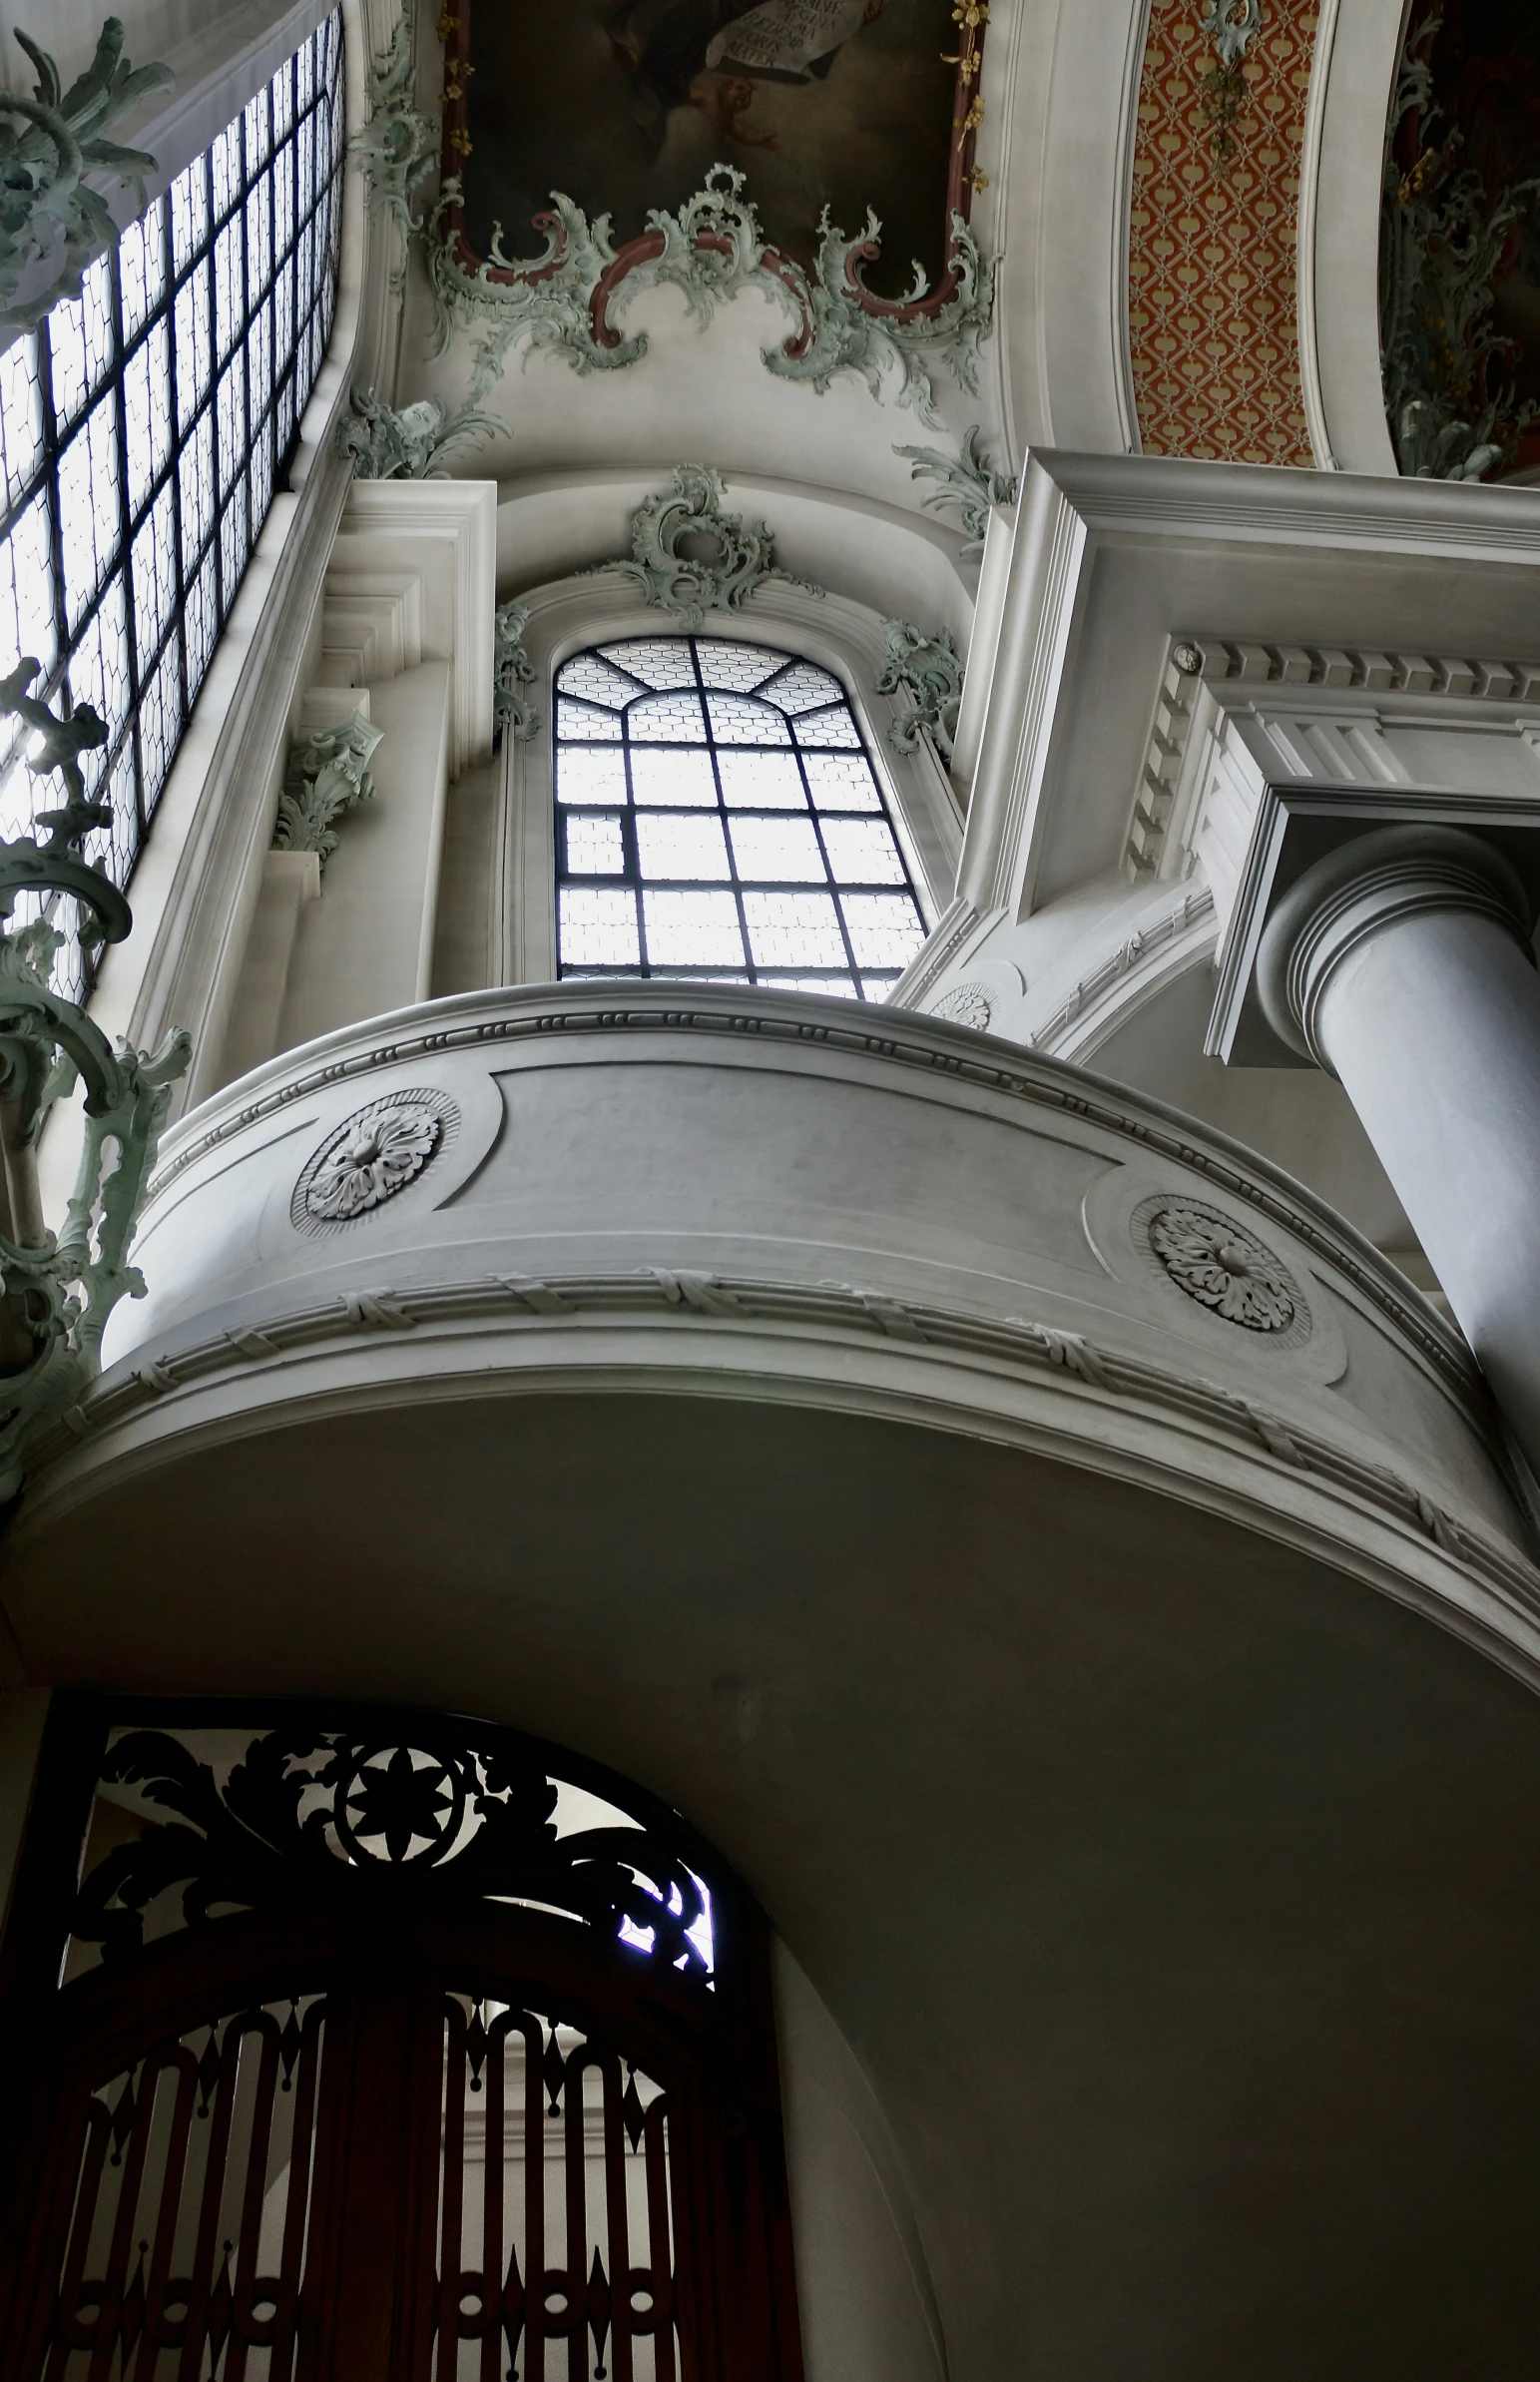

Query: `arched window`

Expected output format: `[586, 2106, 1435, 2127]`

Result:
[553, 637, 928, 999]
[0, 1700, 800, 2380]
[0, 11, 344, 1004]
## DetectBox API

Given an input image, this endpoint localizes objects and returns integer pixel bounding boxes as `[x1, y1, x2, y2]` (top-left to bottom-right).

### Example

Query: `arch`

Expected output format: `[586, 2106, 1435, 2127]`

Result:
[0, 1697, 801, 2382]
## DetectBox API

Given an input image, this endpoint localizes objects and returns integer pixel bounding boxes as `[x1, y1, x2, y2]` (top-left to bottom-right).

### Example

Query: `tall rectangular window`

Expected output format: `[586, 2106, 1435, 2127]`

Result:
[0, 10, 344, 1002]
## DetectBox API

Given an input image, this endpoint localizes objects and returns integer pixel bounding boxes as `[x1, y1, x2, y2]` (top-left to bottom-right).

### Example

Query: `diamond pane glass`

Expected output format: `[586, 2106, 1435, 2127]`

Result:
[0, 11, 344, 1003]
[554, 637, 927, 1000]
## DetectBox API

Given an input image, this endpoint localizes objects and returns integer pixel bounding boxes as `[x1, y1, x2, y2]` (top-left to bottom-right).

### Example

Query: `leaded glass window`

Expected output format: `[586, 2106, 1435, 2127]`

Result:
[0, 11, 344, 1004]
[553, 637, 929, 998]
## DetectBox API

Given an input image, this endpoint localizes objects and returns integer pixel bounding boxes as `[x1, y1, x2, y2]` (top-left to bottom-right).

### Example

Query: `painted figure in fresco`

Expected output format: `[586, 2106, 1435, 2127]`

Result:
[608, 0, 888, 155]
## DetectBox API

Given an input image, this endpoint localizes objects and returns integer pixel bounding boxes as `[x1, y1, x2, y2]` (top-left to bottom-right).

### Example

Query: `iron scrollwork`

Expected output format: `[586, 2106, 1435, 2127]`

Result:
[73, 1721, 717, 1981]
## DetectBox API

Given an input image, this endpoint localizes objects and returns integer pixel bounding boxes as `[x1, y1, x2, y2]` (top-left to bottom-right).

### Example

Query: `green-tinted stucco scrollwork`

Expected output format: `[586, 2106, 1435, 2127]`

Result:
[335, 385, 498, 479]
[0, 17, 174, 331]
[348, 1, 438, 289]
[493, 601, 539, 742]
[589, 464, 822, 630]
[892, 426, 1018, 555]
[878, 619, 964, 762]
[429, 162, 998, 428]
[274, 713, 384, 869]
[0, 660, 191, 1501]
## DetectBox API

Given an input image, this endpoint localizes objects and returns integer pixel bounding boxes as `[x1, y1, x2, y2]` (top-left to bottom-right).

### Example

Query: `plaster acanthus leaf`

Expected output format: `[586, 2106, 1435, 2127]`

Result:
[878, 619, 964, 761]
[1147, 1200, 1298, 1333]
[586, 463, 822, 630]
[347, 0, 437, 289]
[892, 427, 1018, 554]
[0, 16, 175, 332]
[0, 659, 190, 1500]
[335, 384, 498, 479]
[273, 712, 384, 869]
[427, 164, 998, 428]
[493, 599, 539, 741]
[1379, 11, 1540, 481]
[929, 979, 994, 1030]
[305, 1104, 441, 1221]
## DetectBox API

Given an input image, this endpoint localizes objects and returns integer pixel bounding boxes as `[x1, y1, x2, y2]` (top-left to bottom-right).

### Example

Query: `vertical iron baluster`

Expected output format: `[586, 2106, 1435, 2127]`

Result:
[522, 2014, 548, 2382]
[642, 2098, 676, 2382]
[597, 2055, 633, 2382]
[224, 2010, 285, 2382]
[44, 2092, 113, 2380]
[479, 2013, 507, 2382]
[85, 2044, 186, 2382]
[269, 1998, 325, 2382]
[563, 2046, 592, 2382]
[174, 2012, 248, 2382]
[436, 1997, 469, 2382]
[132, 2043, 201, 2378]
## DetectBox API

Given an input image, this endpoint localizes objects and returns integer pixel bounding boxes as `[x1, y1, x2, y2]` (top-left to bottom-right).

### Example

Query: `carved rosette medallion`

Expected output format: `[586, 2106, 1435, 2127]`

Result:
[292, 1089, 458, 1233]
[1139, 1197, 1306, 1338]
[930, 980, 994, 1031]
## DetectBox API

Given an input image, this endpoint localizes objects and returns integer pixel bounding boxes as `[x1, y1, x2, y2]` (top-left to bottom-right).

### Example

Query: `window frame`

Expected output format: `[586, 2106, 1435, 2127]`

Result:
[497, 586, 962, 994]
[0, 10, 346, 1005]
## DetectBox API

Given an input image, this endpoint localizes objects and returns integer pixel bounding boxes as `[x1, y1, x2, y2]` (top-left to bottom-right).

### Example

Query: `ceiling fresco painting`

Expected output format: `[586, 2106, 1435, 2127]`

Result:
[1380, 0, 1540, 481]
[452, 0, 958, 296]
[1127, 0, 1316, 465]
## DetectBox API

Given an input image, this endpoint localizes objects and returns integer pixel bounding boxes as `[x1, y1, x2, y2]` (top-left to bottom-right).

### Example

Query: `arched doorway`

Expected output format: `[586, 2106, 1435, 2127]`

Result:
[0, 1701, 801, 2380]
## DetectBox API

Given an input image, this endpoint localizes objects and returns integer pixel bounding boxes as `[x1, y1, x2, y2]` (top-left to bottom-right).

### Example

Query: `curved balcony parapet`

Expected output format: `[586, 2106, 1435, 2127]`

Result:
[17, 984, 1540, 1687]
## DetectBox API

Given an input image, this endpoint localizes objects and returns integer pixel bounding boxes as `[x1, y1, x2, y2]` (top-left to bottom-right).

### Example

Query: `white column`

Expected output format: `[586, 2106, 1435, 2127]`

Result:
[1258, 824, 1540, 1475]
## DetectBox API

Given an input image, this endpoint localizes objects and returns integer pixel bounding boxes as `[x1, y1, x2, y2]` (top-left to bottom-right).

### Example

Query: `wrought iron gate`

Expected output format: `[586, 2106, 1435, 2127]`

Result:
[0, 1703, 801, 2382]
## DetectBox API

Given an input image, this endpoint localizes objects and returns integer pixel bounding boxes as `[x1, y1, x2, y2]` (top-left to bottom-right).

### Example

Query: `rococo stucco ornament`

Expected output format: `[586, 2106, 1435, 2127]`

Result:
[0, 17, 174, 331]
[335, 385, 499, 479]
[428, 163, 998, 430]
[273, 712, 385, 870]
[347, 0, 437, 285]
[493, 599, 539, 741]
[594, 464, 822, 630]
[294, 1093, 454, 1227]
[0, 660, 190, 1499]
[930, 979, 994, 1031]
[1146, 1200, 1299, 1333]
[892, 428, 1018, 557]
[878, 619, 964, 762]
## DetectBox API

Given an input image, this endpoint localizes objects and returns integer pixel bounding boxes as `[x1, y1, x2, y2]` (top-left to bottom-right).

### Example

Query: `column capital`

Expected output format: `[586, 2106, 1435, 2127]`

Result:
[1204, 787, 1540, 1068]
[1256, 825, 1534, 1071]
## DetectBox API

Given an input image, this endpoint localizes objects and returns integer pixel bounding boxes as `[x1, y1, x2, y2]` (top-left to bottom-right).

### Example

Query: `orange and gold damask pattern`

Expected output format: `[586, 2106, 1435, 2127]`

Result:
[1127, 0, 1319, 462]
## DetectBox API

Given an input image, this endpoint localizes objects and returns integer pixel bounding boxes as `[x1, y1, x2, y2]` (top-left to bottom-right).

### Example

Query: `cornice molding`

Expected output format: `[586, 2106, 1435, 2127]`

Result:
[1127, 635, 1540, 878]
